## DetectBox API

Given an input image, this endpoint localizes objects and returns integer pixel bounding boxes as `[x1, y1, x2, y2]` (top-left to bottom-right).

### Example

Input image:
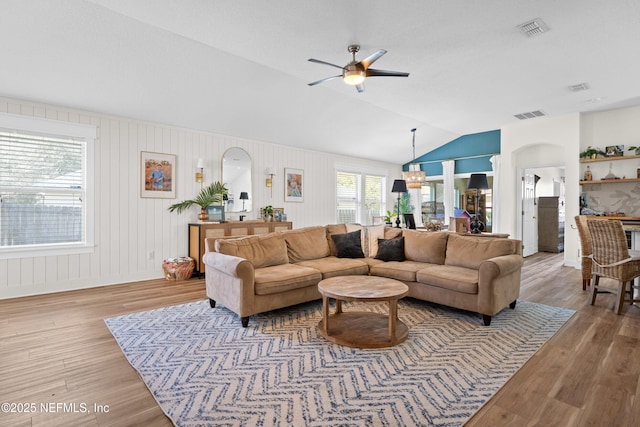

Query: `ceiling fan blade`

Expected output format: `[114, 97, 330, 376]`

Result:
[359, 49, 387, 69]
[308, 58, 344, 69]
[366, 68, 410, 78]
[356, 83, 365, 93]
[308, 75, 342, 86]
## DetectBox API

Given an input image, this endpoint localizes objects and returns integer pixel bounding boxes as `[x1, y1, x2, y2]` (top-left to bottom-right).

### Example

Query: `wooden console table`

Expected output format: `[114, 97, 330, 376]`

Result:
[188, 220, 292, 275]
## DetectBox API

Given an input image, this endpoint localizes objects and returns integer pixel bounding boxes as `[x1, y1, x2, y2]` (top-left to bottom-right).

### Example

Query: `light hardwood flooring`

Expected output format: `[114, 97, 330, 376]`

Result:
[1, 253, 639, 426]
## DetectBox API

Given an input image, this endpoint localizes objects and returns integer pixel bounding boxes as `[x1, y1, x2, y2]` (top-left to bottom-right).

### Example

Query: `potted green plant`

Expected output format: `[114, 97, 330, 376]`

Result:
[579, 146, 606, 159]
[628, 146, 640, 155]
[262, 205, 274, 222]
[168, 181, 228, 220]
[383, 210, 396, 225]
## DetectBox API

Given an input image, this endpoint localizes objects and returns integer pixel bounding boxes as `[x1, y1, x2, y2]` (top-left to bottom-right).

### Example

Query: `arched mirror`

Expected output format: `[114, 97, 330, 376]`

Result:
[222, 147, 252, 213]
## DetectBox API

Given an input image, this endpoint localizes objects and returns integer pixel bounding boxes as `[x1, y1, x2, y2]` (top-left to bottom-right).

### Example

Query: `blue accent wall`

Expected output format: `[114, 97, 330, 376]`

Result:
[403, 130, 500, 176]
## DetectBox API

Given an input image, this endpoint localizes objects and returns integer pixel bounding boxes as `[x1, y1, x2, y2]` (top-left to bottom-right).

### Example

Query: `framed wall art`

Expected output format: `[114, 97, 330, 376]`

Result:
[284, 168, 303, 202]
[141, 151, 176, 199]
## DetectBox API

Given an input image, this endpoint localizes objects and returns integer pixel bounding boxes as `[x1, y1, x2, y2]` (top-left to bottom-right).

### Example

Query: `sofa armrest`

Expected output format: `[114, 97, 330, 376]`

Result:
[479, 254, 523, 280]
[477, 254, 524, 315]
[203, 251, 254, 279]
[202, 251, 256, 318]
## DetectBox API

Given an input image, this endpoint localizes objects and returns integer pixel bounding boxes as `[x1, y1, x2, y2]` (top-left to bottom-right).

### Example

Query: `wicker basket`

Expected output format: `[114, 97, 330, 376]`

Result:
[162, 257, 195, 281]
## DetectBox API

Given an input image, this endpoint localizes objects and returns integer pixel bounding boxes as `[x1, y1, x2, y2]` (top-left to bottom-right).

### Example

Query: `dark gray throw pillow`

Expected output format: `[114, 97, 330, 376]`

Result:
[375, 237, 405, 262]
[331, 230, 365, 258]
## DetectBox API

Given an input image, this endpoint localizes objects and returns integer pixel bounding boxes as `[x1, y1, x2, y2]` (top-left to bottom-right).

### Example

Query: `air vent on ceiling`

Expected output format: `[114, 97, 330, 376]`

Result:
[568, 82, 590, 92]
[518, 18, 549, 37]
[514, 110, 546, 120]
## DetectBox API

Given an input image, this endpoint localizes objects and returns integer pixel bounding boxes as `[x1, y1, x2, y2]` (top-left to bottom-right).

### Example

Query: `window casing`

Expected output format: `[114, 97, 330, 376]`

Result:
[336, 169, 387, 225]
[0, 113, 95, 259]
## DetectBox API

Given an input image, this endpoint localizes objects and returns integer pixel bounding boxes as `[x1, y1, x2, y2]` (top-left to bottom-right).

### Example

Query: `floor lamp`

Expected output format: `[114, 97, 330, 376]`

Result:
[391, 179, 407, 228]
[467, 173, 489, 234]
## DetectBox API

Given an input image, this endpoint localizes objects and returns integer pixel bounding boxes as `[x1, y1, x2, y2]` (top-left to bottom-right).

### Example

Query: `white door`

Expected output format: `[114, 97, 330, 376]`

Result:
[522, 172, 538, 257]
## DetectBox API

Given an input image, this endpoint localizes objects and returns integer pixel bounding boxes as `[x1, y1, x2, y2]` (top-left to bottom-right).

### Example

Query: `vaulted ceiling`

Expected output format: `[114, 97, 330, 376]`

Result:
[2, 0, 639, 164]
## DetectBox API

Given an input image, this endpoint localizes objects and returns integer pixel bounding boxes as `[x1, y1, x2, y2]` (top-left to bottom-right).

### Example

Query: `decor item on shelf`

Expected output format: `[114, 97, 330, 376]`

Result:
[467, 173, 489, 234]
[167, 181, 228, 221]
[239, 192, 249, 211]
[391, 179, 407, 228]
[584, 165, 593, 181]
[605, 145, 624, 157]
[195, 158, 204, 184]
[579, 146, 606, 159]
[602, 163, 620, 180]
[383, 210, 396, 225]
[261, 205, 274, 221]
[628, 146, 640, 155]
[403, 128, 426, 189]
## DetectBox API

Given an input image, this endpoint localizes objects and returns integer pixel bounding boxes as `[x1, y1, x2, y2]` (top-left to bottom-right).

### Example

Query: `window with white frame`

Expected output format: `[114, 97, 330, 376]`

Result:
[0, 113, 95, 258]
[336, 170, 386, 225]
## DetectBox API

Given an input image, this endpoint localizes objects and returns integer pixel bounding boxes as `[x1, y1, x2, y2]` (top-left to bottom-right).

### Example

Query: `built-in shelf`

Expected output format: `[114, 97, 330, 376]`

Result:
[580, 154, 640, 163]
[580, 178, 640, 184]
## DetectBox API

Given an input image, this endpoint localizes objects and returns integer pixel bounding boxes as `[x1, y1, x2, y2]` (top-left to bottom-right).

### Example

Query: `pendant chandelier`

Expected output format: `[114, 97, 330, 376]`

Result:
[402, 128, 426, 189]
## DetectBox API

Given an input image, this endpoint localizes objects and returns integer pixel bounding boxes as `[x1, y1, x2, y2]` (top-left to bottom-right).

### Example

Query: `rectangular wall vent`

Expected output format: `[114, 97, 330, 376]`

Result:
[518, 18, 549, 37]
[514, 110, 546, 120]
[568, 83, 590, 92]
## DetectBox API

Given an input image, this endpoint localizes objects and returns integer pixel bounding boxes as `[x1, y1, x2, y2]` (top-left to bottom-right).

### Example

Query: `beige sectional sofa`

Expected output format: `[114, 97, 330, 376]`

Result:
[202, 224, 523, 327]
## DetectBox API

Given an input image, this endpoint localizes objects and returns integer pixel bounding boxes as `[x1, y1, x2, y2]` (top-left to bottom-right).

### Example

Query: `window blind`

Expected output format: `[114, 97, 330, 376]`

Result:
[0, 129, 86, 248]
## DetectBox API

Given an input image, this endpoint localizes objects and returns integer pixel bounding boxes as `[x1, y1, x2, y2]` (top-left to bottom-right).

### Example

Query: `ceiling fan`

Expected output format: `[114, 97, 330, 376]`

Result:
[308, 45, 409, 93]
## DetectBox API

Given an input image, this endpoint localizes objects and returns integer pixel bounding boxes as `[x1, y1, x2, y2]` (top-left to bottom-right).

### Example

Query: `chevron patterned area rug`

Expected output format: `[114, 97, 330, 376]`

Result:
[106, 298, 574, 426]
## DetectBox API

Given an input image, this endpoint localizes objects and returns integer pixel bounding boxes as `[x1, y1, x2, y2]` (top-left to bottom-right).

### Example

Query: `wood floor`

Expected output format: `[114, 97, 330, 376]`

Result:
[1, 253, 639, 427]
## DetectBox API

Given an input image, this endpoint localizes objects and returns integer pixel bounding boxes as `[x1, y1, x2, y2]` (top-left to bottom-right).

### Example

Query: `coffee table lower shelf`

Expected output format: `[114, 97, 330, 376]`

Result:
[318, 311, 409, 348]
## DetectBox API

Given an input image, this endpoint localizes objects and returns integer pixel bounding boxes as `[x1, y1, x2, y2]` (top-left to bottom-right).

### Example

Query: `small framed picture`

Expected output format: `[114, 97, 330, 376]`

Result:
[404, 213, 416, 229]
[284, 168, 303, 202]
[206, 205, 225, 222]
[605, 145, 624, 157]
[141, 151, 176, 199]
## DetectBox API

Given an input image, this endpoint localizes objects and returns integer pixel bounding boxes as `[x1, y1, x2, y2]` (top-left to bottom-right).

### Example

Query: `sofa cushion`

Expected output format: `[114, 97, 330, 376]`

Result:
[331, 230, 365, 258]
[215, 233, 288, 269]
[283, 226, 330, 263]
[254, 264, 322, 296]
[363, 224, 386, 258]
[343, 223, 387, 257]
[403, 230, 449, 264]
[296, 257, 369, 279]
[384, 227, 403, 239]
[326, 224, 347, 256]
[375, 237, 406, 262]
[445, 234, 517, 269]
[369, 260, 432, 282]
[416, 264, 479, 294]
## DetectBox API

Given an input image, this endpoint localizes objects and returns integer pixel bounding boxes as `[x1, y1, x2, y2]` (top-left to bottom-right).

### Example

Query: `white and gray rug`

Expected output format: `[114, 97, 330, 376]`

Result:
[105, 298, 574, 427]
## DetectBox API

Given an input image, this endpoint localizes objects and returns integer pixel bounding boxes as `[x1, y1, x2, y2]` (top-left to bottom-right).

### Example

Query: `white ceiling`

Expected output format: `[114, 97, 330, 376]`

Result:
[2, 0, 640, 164]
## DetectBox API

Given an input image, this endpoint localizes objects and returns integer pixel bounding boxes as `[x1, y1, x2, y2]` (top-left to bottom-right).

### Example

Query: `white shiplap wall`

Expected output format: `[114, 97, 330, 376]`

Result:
[0, 96, 401, 299]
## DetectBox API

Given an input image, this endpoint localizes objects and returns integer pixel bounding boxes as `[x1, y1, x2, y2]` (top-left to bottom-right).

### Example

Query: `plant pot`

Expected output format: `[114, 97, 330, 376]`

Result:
[198, 208, 209, 221]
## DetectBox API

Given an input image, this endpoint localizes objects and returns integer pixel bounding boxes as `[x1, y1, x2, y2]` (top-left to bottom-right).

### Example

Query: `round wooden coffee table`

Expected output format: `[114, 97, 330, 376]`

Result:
[317, 276, 409, 348]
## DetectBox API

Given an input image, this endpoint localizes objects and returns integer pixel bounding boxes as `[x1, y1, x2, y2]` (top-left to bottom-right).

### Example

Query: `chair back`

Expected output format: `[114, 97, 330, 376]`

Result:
[574, 216, 592, 280]
[587, 219, 630, 265]
[586, 219, 640, 283]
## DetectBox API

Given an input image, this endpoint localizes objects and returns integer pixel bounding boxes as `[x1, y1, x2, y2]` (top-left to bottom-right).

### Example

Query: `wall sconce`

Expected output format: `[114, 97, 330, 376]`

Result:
[195, 158, 205, 184]
[265, 167, 275, 197]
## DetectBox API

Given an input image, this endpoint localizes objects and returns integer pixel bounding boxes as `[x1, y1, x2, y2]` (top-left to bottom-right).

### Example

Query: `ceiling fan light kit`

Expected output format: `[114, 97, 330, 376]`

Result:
[308, 44, 409, 92]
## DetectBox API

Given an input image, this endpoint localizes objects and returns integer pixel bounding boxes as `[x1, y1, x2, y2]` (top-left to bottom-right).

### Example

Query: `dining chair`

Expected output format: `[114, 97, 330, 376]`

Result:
[587, 218, 640, 314]
[574, 216, 593, 290]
